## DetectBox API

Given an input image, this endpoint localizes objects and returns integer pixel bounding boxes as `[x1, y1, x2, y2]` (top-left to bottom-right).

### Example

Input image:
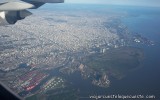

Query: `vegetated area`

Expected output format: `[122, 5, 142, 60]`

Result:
[83, 47, 144, 79]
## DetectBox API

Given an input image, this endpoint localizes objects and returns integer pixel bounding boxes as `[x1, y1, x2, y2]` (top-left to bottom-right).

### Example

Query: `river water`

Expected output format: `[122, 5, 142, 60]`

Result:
[111, 6, 160, 99]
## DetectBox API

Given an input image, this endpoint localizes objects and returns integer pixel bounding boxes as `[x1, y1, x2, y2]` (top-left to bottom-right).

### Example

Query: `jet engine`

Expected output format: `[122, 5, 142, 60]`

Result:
[0, 10, 32, 25]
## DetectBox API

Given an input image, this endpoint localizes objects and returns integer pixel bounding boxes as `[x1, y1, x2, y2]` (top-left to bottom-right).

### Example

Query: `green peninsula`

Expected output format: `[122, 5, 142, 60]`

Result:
[83, 47, 144, 79]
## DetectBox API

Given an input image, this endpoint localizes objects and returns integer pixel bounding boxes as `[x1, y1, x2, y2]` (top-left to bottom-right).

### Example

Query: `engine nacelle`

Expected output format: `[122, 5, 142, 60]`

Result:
[0, 10, 32, 25]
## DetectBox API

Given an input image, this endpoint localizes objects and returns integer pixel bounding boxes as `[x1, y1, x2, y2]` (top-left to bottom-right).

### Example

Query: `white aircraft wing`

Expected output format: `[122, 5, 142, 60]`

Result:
[0, 1, 34, 11]
[0, 0, 64, 25]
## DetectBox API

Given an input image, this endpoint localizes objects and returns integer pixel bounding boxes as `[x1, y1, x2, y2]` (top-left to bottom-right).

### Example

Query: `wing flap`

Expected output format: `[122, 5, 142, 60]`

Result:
[0, 1, 34, 11]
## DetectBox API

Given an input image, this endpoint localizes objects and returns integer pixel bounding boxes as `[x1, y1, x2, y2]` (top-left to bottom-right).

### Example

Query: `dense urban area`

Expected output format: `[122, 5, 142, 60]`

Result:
[0, 9, 154, 100]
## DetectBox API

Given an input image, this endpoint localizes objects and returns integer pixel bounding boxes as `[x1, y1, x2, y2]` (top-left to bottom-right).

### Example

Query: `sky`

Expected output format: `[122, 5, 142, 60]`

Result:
[66, 0, 160, 7]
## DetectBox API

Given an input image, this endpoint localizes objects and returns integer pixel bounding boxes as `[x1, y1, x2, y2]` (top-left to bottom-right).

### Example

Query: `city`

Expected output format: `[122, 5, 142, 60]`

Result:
[0, 7, 154, 99]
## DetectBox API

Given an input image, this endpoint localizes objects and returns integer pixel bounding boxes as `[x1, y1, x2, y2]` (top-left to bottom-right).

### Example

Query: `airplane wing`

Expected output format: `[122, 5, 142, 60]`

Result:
[0, 82, 23, 100]
[0, 0, 64, 25]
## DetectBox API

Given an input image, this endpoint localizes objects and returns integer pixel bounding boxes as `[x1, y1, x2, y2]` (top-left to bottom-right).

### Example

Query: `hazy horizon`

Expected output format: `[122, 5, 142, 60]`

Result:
[65, 0, 160, 7]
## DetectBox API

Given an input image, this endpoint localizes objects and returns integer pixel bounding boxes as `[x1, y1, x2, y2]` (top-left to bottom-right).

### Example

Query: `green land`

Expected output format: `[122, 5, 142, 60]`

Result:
[83, 47, 144, 79]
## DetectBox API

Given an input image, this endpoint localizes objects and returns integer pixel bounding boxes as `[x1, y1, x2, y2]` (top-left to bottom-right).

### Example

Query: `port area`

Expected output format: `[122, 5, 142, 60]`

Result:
[13, 70, 49, 93]
[41, 77, 65, 92]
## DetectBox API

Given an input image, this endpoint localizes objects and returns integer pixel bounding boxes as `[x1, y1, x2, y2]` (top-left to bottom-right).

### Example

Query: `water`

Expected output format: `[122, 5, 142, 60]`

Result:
[115, 6, 160, 98]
